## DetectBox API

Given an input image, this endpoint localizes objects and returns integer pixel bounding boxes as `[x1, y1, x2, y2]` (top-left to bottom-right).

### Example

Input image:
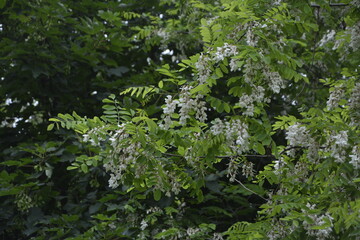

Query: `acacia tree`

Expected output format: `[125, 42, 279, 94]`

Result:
[2, 0, 360, 239]
[0, 0, 206, 238]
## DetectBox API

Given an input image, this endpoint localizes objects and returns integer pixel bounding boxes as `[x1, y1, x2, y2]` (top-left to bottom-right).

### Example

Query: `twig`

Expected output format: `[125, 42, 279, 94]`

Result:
[234, 178, 268, 201]
[310, 3, 348, 8]
[163, 152, 274, 159]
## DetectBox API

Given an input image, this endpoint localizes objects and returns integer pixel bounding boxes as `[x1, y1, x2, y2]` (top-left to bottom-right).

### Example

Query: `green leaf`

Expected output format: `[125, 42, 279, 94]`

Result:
[0, 187, 21, 196]
[0, 0, 6, 9]
[67, 166, 79, 170]
[81, 164, 89, 173]
[47, 124, 54, 131]
[215, 67, 223, 78]
[154, 228, 179, 239]
[153, 189, 161, 201]
[190, 84, 209, 94]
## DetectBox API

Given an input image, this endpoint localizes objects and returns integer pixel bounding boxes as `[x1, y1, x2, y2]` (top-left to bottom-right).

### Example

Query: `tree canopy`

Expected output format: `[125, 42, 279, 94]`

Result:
[1, 0, 360, 239]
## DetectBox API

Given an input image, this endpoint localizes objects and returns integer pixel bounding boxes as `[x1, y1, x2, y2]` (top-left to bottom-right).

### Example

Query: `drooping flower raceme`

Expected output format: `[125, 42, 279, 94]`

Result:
[327, 85, 344, 110]
[349, 82, 360, 124]
[210, 118, 250, 154]
[195, 53, 212, 85]
[349, 145, 360, 169]
[328, 130, 349, 163]
[246, 26, 258, 47]
[238, 85, 266, 116]
[302, 203, 334, 240]
[285, 123, 314, 158]
[161, 95, 178, 130]
[160, 86, 208, 129]
[178, 86, 196, 125]
[212, 43, 238, 62]
[262, 66, 284, 94]
[104, 125, 142, 188]
[349, 21, 360, 52]
[286, 123, 311, 147]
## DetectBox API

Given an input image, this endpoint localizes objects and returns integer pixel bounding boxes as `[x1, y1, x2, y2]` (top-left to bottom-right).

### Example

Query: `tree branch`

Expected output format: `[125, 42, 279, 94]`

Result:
[163, 152, 274, 159]
[310, 3, 348, 8]
[234, 178, 268, 201]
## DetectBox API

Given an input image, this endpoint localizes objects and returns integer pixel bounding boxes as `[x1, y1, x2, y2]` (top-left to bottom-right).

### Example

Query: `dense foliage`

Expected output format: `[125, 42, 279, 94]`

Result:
[1, 0, 360, 239]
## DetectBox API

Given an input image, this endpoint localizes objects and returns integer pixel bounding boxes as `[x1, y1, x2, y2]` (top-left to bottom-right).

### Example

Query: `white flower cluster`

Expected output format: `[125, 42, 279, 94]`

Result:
[161, 86, 208, 128]
[318, 30, 336, 47]
[349, 146, 360, 169]
[146, 206, 163, 214]
[210, 118, 250, 154]
[186, 227, 201, 236]
[238, 85, 266, 116]
[293, 161, 309, 181]
[302, 203, 334, 240]
[83, 126, 107, 146]
[349, 21, 360, 52]
[285, 123, 320, 162]
[213, 43, 238, 62]
[212, 233, 224, 240]
[246, 27, 257, 47]
[105, 126, 141, 188]
[227, 157, 240, 182]
[140, 219, 148, 230]
[161, 95, 178, 130]
[285, 123, 319, 159]
[195, 53, 212, 84]
[165, 170, 182, 196]
[262, 66, 284, 93]
[327, 85, 344, 110]
[242, 161, 255, 178]
[351, 0, 360, 7]
[243, 59, 262, 84]
[286, 123, 311, 147]
[267, 219, 288, 240]
[273, 159, 284, 175]
[178, 86, 206, 125]
[153, 167, 182, 197]
[328, 131, 349, 163]
[349, 83, 360, 124]
[229, 58, 240, 72]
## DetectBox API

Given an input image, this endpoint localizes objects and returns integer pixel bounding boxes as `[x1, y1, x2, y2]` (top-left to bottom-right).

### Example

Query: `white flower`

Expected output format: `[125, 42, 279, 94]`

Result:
[177, 86, 208, 125]
[262, 67, 284, 93]
[349, 146, 360, 169]
[238, 85, 266, 116]
[229, 58, 240, 72]
[210, 118, 225, 135]
[273, 159, 284, 175]
[318, 30, 336, 47]
[178, 86, 195, 125]
[186, 227, 200, 236]
[242, 161, 254, 178]
[327, 86, 344, 110]
[286, 123, 310, 147]
[349, 21, 360, 51]
[349, 83, 360, 124]
[104, 125, 142, 188]
[140, 219, 148, 230]
[210, 119, 249, 154]
[163, 95, 177, 114]
[195, 53, 212, 84]
[302, 205, 334, 240]
[212, 43, 238, 62]
[331, 131, 348, 148]
[246, 28, 257, 47]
